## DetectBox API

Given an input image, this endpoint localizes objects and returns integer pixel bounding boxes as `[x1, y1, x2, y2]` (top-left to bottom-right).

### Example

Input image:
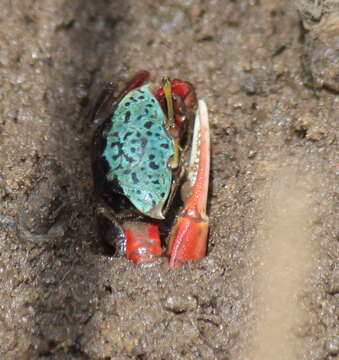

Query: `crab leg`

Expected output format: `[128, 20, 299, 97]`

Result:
[124, 221, 163, 265]
[166, 100, 210, 266]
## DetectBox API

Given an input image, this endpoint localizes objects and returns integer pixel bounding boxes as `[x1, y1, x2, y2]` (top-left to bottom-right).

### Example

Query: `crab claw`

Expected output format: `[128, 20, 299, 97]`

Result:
[166, 100, 210, 266]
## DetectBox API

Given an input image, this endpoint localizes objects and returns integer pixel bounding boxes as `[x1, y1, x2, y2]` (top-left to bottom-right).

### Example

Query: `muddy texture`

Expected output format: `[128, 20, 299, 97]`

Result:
[0, 1, 338, 359]
[298, 0, 339, 92]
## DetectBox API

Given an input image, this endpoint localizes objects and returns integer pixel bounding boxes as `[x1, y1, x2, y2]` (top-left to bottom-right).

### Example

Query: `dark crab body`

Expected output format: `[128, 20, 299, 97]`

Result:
[90, 71, 210, 266]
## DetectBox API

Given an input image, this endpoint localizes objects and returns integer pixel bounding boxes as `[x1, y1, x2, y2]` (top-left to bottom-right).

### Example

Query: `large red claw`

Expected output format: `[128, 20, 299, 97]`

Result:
[167, 100, 210, 266]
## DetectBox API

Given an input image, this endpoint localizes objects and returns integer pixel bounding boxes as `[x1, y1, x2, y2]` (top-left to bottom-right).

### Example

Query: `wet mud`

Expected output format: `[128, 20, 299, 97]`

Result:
[0, 1, 338, 359]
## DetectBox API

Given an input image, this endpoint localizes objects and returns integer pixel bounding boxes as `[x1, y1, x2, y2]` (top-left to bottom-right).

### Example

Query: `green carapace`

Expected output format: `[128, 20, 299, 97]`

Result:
[103, 85, 174, 219]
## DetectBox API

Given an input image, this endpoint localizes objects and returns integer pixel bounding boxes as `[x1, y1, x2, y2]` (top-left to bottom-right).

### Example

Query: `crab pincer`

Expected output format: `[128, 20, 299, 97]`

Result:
[166, 100, 210, 266]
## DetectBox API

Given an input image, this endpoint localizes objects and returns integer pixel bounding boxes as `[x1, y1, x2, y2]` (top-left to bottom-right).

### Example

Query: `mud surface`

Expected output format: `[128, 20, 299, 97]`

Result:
[0, 1, 338, 359]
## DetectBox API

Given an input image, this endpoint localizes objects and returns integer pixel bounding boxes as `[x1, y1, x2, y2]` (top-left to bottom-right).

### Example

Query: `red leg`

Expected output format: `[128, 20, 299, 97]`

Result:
[171, 79, 197, 109]
[89, 71, 150, 128]
[124, 222, 163, 265]
[119, 70, 150, 97]
[166, 100, 210, 266]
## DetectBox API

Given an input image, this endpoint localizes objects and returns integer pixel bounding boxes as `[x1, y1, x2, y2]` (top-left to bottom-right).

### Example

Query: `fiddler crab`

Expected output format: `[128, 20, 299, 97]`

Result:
[90, 71, 210, 266]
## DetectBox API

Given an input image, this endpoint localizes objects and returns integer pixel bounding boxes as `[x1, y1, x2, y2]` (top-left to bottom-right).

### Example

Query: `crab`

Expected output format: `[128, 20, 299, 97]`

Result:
[90, 71, 210, 266]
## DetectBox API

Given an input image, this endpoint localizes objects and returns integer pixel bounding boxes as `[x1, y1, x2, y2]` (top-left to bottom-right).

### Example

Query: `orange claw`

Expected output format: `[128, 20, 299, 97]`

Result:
[167, 100, 210, 266]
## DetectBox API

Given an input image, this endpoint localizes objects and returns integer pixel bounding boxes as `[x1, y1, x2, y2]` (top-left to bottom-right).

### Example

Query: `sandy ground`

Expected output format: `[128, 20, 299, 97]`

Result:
[244, 165, 324, 360]
[0, 1, 338, 359]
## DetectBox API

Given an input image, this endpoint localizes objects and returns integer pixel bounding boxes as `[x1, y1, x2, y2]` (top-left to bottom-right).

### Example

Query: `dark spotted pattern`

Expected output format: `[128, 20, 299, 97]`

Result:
[103, 85, 174, 216]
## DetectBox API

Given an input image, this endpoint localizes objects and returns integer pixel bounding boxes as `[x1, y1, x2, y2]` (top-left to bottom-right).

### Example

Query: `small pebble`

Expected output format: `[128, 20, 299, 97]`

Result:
[163, 295, 197, 313]
[327, 272, 339, 295]
[248, 149, 257, 159]
[326, 337, 339, 355]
